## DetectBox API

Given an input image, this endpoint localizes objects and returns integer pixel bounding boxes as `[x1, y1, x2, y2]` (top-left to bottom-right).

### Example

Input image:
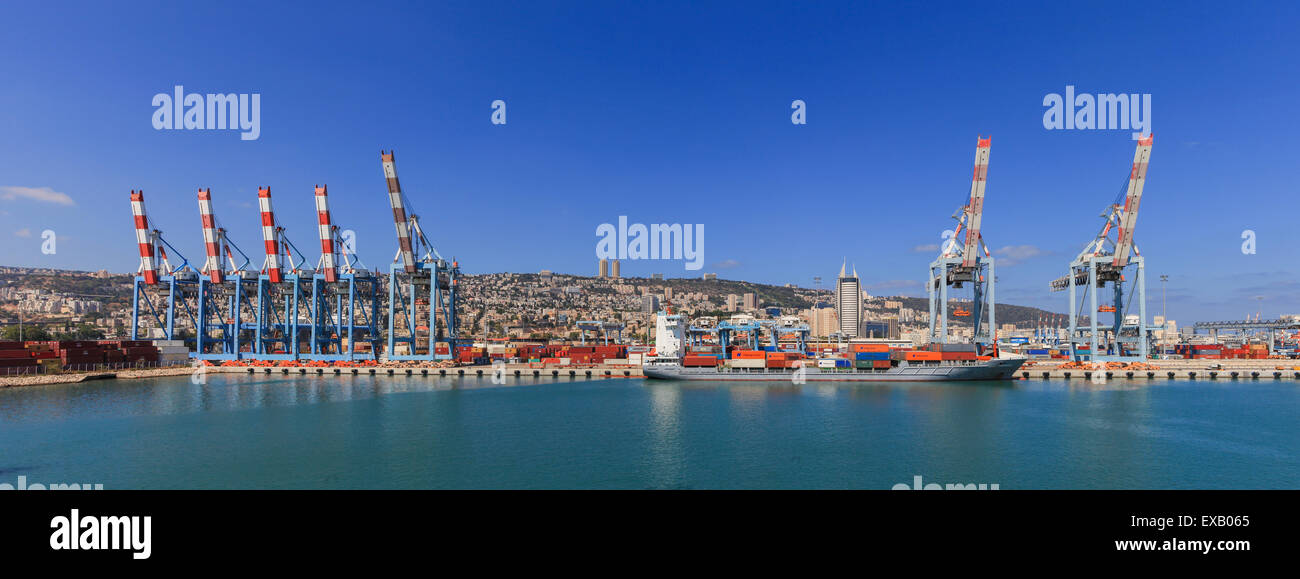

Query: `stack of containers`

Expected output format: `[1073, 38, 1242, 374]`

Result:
[683, 353, 721, 367]
[904, 351, 942, 362]
[150, 339, 189, 365]
[59, 341, 106, 366]
[0, 341, 39, 374]
[1190, 344, 1222, 359]
[729, 350, 765, 368]
[765, 351, 803, 368]
[930, 343, 978, 362]
[852, 343, 891, 369]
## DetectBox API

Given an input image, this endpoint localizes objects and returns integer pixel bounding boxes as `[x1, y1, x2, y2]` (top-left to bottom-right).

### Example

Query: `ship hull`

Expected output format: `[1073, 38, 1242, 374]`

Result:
[643, 358, 1026, 382]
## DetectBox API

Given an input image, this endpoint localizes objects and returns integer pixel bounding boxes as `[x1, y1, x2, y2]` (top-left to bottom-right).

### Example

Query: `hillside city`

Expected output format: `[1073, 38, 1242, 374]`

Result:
[0, 264, 1130, 345]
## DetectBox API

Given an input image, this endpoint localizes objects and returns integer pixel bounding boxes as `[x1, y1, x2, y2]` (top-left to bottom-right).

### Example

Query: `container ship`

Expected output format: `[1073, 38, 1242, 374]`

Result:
[642, 312, 1025, 382]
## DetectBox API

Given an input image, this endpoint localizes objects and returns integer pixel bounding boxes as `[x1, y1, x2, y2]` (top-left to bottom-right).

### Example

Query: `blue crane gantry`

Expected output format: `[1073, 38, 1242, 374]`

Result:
[130, 190, 200, 343]
[193, 188, 259, 360]
[381, 151, 460, 361]
[1049, 135, 1154, 361]
[928, 137, 996, 346]
[299, 185, 381, 361]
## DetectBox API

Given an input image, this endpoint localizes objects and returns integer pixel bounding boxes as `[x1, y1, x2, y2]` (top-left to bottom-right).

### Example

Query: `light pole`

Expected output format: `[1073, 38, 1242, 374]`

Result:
[1159, 275, 1168, 323]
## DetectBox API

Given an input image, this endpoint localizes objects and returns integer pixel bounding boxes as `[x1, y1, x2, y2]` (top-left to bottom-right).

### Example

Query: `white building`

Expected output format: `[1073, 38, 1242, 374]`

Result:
[836, 260, 861, 338]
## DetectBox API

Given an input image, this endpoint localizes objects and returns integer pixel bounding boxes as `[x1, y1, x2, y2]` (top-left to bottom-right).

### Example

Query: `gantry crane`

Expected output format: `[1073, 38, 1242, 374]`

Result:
[928, 137, 995, 346]
[193, 188, 258, 360]
[130, 190, 199, 342]
[382, 151, 460, 361]
[301, 184, 381, 361]
[1050, 135, 1154, 361]
[251, 186, 315, 359]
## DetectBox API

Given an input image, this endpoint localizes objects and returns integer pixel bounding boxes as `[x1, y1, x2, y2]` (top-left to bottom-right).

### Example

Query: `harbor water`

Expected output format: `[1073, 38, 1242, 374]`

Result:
[1, 374, 1296, 489]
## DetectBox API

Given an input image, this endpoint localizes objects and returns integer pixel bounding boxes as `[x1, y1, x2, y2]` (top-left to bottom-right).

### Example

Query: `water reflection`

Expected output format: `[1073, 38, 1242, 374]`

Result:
[646, 384, 683, 488]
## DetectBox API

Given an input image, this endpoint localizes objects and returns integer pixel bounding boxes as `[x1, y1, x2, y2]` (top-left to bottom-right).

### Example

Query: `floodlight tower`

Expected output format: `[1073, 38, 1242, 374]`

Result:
[129, 190, 199, 342]
[927, 137, 995, 346]
[193, 188, 258, 360]
[1049, 135, 1154, 361]
[381, 151, 460, 361]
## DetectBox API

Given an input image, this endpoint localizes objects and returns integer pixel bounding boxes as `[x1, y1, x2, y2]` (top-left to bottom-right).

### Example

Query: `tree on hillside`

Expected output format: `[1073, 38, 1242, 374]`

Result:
[2, 325, 53, 341]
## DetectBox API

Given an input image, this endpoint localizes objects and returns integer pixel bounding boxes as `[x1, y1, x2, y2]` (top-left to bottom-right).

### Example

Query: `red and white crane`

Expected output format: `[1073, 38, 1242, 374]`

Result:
[382, 151, 441, 268]
[257, 187, 306, 282]
[258, 187, 284, 283]
[130, 190, 172, 285]
[382, 152, 418, 273]
[1050, 136, 1155, 361]
[939, 137, 993, 266]
[1053, 134, 1155, 288]
[314, 185, 338, 282]
[1111, 134, 1153, 267]
[929, 137, 996, 346]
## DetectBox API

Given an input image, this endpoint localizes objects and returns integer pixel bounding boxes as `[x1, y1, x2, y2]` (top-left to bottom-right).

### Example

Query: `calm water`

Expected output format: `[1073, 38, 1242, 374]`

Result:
[0, 374, 1296, 489]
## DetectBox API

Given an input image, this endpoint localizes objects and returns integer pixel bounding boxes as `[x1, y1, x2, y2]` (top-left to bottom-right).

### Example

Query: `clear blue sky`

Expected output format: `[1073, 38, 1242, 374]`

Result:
[1, 1, 1297, 323]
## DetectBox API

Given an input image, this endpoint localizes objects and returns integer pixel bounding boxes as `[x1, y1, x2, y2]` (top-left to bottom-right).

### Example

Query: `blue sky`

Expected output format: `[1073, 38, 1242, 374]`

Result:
[1, 1, 1297, 323]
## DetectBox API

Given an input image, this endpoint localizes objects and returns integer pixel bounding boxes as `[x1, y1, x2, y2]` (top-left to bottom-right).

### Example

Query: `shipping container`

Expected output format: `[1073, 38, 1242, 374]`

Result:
[854, 352, 890, 361]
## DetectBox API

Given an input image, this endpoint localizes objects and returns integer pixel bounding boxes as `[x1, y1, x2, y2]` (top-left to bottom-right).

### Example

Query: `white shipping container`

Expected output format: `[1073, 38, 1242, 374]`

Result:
[728, 359, 764, 368]
[817, 359, 837, 368]
[628, 353, 643, 365]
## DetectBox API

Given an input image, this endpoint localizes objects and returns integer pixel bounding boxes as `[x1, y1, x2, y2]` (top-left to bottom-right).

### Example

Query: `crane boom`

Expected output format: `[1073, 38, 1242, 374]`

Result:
[381, 151, 417, 273]
[130, 190, 161, 285]
[1111, 134, 1153, 267]
[314, 185, 338, 282]
[197, 188, 225, 283]
[961, 137, 990, 268]
[258, 187, 284, 283]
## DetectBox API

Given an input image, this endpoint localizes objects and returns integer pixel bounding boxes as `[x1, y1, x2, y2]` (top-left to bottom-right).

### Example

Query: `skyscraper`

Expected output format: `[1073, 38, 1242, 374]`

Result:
[836, 259, 861, 338]
[611, 259, 620, 278]
[743, 293, 756, 310]
[641, 295, 660, 313]
[598, 258, 608, 278]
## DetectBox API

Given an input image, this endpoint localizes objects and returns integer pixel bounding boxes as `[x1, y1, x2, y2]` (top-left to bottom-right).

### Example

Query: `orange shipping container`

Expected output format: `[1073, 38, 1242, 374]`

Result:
[905, 351, 942, 361]
[733, 350, 765, 359]
[851, 344, 891, 353]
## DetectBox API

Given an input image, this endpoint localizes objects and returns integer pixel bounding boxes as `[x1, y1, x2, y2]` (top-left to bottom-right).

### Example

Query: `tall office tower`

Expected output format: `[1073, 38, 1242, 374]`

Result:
[641, 295, 660, 313]
[726, 294, 738, 312]
[598, 258, 609, 278]
[611, 259, 620, 278]
[836, 259, 861, 338]
[743, 292, 756, 310]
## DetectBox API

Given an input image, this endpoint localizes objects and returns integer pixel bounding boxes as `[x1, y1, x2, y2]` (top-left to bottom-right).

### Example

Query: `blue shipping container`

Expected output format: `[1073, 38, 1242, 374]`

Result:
[854, 352, 890, 361]
[834, 359, 852, 368]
